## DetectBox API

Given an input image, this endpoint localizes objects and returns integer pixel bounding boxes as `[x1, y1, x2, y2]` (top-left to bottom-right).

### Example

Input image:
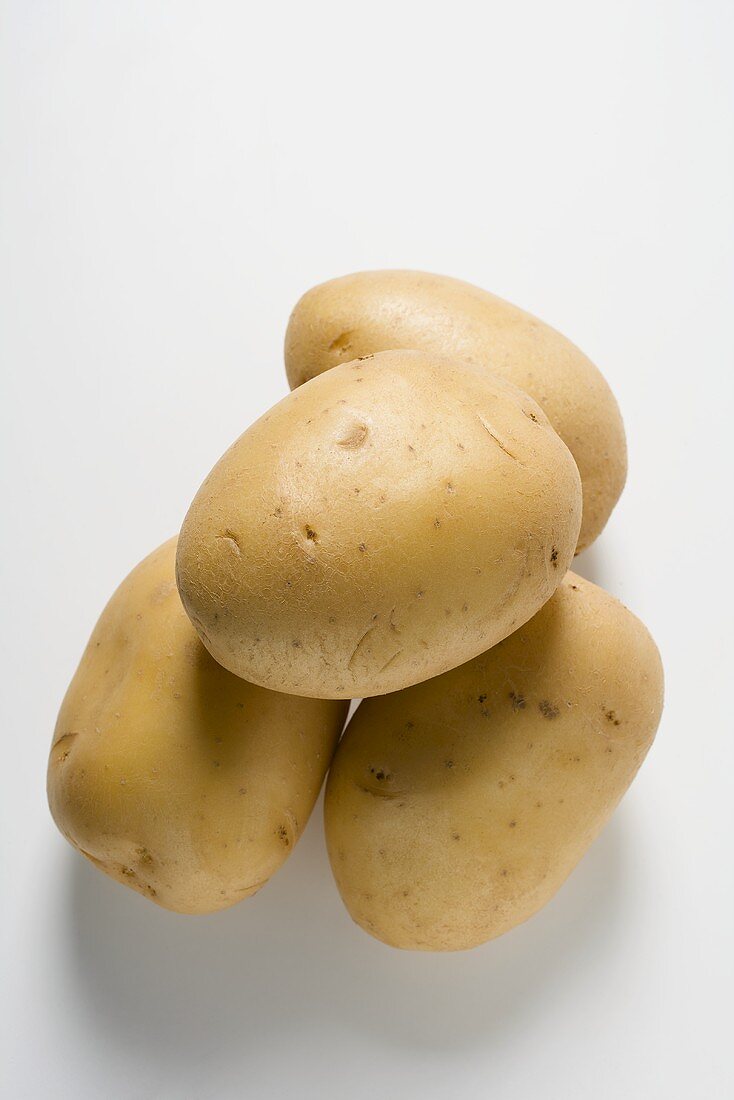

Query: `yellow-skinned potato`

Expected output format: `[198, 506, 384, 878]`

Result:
[48, 538, 348, 914]
[324, 573, 663, 950]
[177, 350, 582, 699]
[284, 270, 626, 550]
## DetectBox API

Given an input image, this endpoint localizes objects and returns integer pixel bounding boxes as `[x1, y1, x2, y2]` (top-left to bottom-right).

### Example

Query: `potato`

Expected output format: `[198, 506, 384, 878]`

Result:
[284, 270, 626, 550]
[176, 350, 582, 699]
[324, 572, 663, 950]
[47, 538, 347, 914]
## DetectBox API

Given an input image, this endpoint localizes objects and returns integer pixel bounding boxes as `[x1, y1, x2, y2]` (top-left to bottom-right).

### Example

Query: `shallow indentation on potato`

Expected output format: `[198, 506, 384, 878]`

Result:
[329, 330, 356, 354]
[476, 414, 522, 462]
[337, 421, 368, 448]
[52, 731, 78, 764]
[216, 531, 241, 556]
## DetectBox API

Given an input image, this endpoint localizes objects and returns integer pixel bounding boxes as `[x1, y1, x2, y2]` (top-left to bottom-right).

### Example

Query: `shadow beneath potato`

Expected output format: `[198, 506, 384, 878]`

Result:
[64, 797, 628, 1070]
[573, 540, 613, 590]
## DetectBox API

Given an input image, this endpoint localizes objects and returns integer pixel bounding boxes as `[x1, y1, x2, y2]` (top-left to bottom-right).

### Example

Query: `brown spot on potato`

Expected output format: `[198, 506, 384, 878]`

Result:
[509, 692, 526, 710]
[304, 526, 319, 542]
[550, 546, 559, 567]
[539, 700, 560, 719]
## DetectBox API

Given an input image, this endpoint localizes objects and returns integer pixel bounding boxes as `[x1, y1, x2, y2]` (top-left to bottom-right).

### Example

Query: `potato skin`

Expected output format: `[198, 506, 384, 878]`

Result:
[324, 572, 663, 950]
[284, 270, 626, 550]
[176, 350, 582, 699]
[47, 538, 347, 914]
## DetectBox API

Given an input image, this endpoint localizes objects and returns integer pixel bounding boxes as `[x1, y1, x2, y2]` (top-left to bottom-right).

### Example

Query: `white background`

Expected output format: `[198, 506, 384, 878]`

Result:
[2, 2, 733, 1097]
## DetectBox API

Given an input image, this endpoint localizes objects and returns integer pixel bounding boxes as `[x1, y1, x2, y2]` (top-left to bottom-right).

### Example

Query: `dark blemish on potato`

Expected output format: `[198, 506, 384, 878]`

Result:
[572, 755, 581, 763]
[445, 481, 455, 494]
[433, 518, 441, 529]
[510, 692, 526, 711]
[238, 787, 247, 795]
[550, 546, 559, 567]
[121, 867, 136, 878]
[445, 760, 455, 769]
[212, 760, 221, 768]
[452, 833, 461, 841]
[535, 801, 543, 808]
[402, 889, 410, 897]
[236, 702, 244, 709]
[498, 780, 505, 788]
[358, 543, 367, 552]
[462, 603, 468, 613]
[277, 825, 290, 847]
[328, 615, 336, 623]
[570, 583, 579, 590]
[329, 330, 355, 353]
[523, 409, 539, 422]
[137, 848, 153, 865]
[603, 707, 622, 726]
[407, 444, 415, 453]
[500, 869, 509, 877]
[509, 820, 517, 828]
[416, 590, 425, 599]
[369, 766, 392, 783]
[353, 487, 361, 494]
[304, 525, 319, 542]
[539, 700, 560, 719]
[606, 746, 614, 754]
[478, 693, 487, 704]
[457, 442, 465, 451]
[356, 354, 374, 361]
[292, 640, 302, 648]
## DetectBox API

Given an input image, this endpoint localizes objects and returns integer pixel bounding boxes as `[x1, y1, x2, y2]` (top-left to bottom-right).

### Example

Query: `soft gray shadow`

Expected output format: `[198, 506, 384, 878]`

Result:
[573, 541, 612, 589]
[64, 801, 629, 1070]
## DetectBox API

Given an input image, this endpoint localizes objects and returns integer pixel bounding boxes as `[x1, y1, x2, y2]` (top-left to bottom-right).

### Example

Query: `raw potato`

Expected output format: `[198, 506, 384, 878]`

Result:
[47, 538, 347, 914]
[284, 270, 627, 550]
[176, 350, 582, 699]
[324, 572, 663, 950]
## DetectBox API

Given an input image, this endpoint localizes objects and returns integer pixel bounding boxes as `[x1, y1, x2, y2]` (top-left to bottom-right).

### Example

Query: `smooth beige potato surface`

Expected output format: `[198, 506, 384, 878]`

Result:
[48, 538, 347, 914]
[285, 270, 626, 549]
[325, 572, 663, 950]
[177, 350, 581, 699]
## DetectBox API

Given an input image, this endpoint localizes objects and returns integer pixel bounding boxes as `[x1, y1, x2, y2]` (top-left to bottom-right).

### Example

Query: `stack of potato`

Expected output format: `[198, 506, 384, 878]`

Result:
[48, 272, 663, 951]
